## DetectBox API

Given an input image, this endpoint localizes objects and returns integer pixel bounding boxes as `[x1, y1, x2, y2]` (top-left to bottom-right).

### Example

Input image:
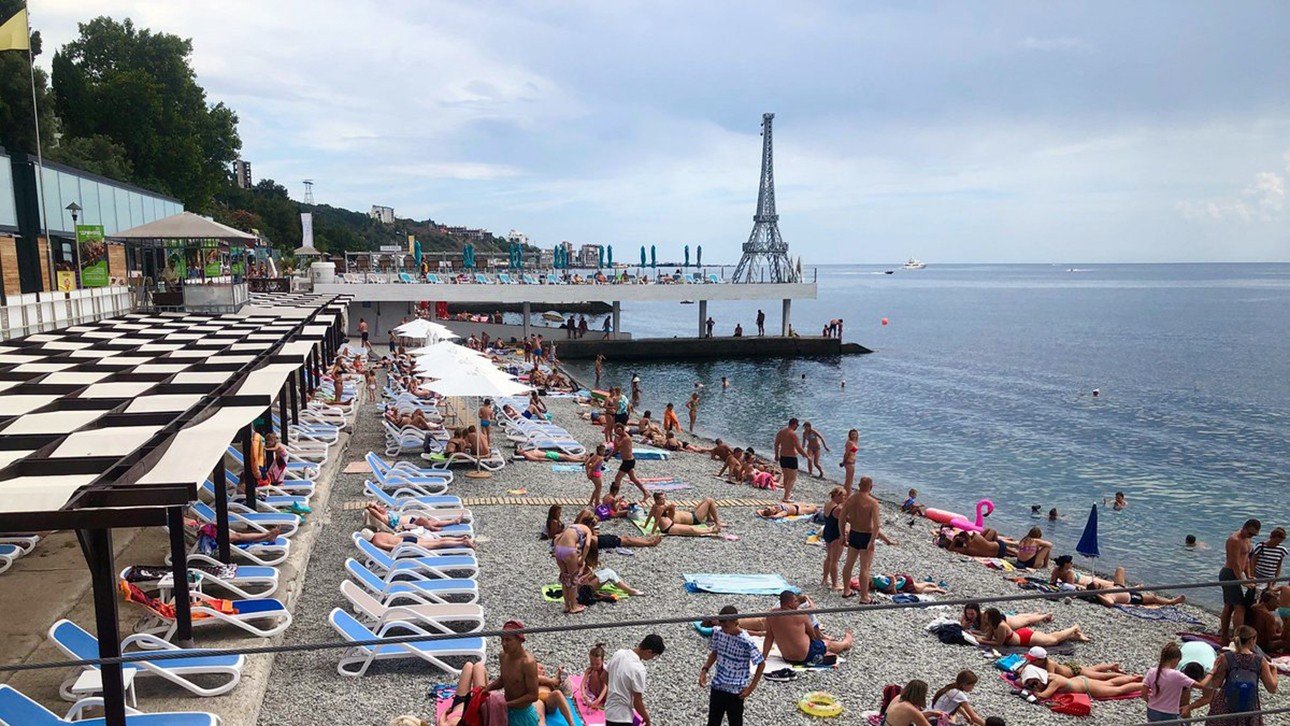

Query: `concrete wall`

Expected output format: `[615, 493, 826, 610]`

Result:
[318, 280, 818, 305]
[344, 301, 633, 341]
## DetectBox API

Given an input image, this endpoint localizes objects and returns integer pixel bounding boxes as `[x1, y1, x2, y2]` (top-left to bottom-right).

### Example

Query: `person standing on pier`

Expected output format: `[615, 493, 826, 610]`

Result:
[687, 392, 701, 433]
[578, 315, 589, 338]
[756, 309, 765, 336]
[706, 317, 716, 338]
[603, 317, 613, 339]
[773, 419, 807, 502]
[841, 476, 883, 602]
[358, 318, 369, 349]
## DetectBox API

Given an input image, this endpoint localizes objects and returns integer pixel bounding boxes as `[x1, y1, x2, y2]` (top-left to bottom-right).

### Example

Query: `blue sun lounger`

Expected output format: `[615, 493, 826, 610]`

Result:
[49, 620, 245, 698]
[330, 608, 486, 676]
[0, 684, 219, 726]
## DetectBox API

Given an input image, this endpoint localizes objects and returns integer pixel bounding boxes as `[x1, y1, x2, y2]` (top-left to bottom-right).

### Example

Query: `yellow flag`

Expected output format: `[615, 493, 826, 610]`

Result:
[0, 8, 29, 52]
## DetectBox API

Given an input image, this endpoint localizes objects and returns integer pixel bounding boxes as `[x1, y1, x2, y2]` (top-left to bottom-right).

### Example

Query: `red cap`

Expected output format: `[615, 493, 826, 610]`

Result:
[502, 620, 526, 642]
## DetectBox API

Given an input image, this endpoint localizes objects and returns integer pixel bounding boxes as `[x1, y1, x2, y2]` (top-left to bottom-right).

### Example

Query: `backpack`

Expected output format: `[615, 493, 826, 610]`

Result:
[1223, 653, 1260, 713]
[1048, 692, 1091, 716]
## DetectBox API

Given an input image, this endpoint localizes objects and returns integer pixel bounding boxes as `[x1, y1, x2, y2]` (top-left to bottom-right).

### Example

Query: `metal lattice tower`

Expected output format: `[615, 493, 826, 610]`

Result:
[731, 113, 799, 284]
[302, 179, 314, 205]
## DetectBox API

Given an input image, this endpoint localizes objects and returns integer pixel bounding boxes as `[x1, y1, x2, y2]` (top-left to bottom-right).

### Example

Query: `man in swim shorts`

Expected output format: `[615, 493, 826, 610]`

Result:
[1219, 518, 1260, 642]
[612, 424, 649, 501]
[773, 418, 807, 502]
[841, 476, 882, 602]
[489, 620, 541, 726]
[762, 590, 853, 666]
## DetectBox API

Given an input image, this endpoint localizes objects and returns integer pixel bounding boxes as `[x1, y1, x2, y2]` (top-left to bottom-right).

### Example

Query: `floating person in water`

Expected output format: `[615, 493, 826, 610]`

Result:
[1092, 388, 1100, 398]
[1185, 534, 1208, 550]
[840, 378, 846, 389]
[1048, 508, 1060, 522]
[1031, 505, 1043, 517]
[1109, 492, 1127, 511]
[721, 376, 729, 389]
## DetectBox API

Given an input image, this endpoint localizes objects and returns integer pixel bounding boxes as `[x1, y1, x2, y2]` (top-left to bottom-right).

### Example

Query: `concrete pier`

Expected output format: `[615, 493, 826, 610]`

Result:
[552, 335, 870, 361]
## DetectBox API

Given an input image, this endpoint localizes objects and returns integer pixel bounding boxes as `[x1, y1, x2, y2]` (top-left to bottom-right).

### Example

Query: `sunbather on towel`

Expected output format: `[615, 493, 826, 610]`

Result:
[1083, 581, 1186, 607]
[579, 549, 644, 596]
[1050, 555, 1128, 590]
[437, 660, 488, 726]
[867, 572, 947, 595]
[937, 529, 1020, 559]
[758, 502, 819, 520]
[515, 446, 586, 462]
[661, 430, 711, 453]
[574, 510, 661, 548]
[645, 492, 723, 535]
[534, 664, 576, 726]
[961, 602, 1053, 632]
[763, 590, 853, 665]
[1024, 646, 1129, 682]
[368, 530, 475, 552]
[974, 607, 1089, 648]
[1019, 668, 1143, 699]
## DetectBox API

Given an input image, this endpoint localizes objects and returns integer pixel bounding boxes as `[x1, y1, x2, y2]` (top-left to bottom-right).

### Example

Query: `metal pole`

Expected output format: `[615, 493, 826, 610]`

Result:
[288, 371, 299, 426]
[78, 528, 128, 726]
[212, 465, 231, 563]
[522, 301, 530, 341]
[27, 37, 57, 293]
[165, 507, 194, 647]
[698, 300, 707, 338]
[278, 386, 289, 444]
[612, 301, 621, 340]
[241, 425, 257, 513]
[781, 298, 791, 337]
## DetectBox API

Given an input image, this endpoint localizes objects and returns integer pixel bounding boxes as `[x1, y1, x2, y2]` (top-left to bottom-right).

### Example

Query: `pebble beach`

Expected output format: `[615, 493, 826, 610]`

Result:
[257, 371, 1285, 726]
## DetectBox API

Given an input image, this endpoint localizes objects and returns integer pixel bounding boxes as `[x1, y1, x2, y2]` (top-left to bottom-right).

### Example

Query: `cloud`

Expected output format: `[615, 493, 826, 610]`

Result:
[1177, 163, 1286, 221]
[1019, 36, 1091, 52]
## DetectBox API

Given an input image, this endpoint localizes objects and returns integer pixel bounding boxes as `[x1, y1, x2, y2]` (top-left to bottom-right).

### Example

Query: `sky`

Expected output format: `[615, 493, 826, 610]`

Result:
[33, 1, 1290, 263]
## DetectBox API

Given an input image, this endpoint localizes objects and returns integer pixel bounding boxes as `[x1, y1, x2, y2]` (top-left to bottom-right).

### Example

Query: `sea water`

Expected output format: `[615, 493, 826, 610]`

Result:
[561, 264, 1290, 608]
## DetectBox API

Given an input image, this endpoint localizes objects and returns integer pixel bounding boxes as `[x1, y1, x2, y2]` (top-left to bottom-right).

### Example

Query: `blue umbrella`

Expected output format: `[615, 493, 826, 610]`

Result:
[1076, 504, 1100, 576]
[640, 246, 646, 268]
[607, 245, 613, 266]
[413, 239, 422, 268]
[684, 244, 690, 268]
[650, 245, 657, 268]
[696, 245, 702, 267]
[598, 245, 605, 269]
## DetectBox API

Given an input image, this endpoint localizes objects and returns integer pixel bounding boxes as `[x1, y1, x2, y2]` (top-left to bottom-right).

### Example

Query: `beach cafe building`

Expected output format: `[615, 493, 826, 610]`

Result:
[109, 212, 259, 313]
[0, 292, 348, 726]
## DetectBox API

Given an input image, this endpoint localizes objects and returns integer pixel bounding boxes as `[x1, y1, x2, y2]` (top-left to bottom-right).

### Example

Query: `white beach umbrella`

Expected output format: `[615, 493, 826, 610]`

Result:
[394, 318, 458, 342]
[424, 369, 532, 398]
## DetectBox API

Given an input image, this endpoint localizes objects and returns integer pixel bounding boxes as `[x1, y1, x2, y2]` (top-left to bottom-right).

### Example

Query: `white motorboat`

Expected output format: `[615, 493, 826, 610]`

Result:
[902, 258, 926, 270]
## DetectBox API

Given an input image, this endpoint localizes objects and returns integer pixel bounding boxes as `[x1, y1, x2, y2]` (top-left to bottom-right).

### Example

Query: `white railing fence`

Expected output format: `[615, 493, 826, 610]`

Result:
[0, 286, 136, 340]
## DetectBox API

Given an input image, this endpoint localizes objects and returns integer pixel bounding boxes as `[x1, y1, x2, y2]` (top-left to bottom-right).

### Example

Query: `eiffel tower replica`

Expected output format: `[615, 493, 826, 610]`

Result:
[732, 113, 799, 283]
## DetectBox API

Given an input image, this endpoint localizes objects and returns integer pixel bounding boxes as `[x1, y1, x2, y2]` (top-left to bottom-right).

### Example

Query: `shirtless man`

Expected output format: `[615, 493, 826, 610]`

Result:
[773, 419, 807, 502]
[717, 448, 745, 482]
[463, 425, 487, 457]
[1248, 588, 1288, 652]
[841, 476, 882, 602]
[1220, 518, 1261, 642]
[709, 439, 732, 462]
[762, 590, 853, 665]
[478, 398, 494, 450]
[487, 620, 541, 726]
[612, 424, 649, 501]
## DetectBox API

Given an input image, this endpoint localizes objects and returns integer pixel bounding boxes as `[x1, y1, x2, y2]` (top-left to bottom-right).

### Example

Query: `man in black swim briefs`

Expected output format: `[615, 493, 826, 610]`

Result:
[841, 476, 883, 602]
[773, 418, 807, 502]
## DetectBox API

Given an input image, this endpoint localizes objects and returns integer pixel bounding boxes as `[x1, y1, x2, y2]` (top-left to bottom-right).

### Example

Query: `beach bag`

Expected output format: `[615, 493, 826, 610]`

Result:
[932, 623, 972, 646]
[1223, 653, 1259, 712]
[1048, 692, 1091, 716]
[994, 654, 1025, 673]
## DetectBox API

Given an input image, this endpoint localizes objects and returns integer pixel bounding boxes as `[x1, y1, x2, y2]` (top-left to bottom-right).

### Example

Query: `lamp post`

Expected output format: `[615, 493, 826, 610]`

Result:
[66, 202, 82, 287]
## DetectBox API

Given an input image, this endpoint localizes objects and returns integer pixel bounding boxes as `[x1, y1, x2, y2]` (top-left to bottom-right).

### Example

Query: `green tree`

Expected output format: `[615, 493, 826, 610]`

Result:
[51, 16, 240, 210]
[0, 1, 57, 155]
[47, 133, 132, 179]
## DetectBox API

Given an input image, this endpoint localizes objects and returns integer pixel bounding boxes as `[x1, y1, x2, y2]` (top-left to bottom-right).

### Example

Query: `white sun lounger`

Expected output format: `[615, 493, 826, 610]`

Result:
[345, 558, 478, 605]
[0, 684, 220, 726]
[329, 608, 485, 676]
[339, 580, 484, 634]
[49, 620, 245, 698]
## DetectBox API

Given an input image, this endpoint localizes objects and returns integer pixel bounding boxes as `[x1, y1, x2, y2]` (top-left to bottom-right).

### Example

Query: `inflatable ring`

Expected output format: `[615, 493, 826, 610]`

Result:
[797, 691, 843, 718]
[692, 621, 713, 637]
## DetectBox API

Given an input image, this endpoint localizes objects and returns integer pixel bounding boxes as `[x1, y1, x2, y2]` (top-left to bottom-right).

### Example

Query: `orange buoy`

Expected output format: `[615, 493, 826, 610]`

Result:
[881, 318, 889, 326]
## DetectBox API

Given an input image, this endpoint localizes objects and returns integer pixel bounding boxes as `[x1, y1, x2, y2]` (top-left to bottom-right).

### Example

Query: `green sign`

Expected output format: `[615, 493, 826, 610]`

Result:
[76, 224, 108, 287]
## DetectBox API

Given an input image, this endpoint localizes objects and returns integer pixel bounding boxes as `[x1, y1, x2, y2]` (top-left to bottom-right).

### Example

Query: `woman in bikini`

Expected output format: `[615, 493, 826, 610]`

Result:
[515, 446, 587, 462]
[552, 523, 595, 614]
[585, 445, 606, 508]
[840, 429, 859, 494]
[975, 607, 1089, 648]
[960, 602, 1052, 631]
[1015, 527, 1054, 569]
[580, 643, 609, 711]
[437, 661, 488, 726]
[821, 487, 847, 590]
[367, 530, 475, 552]
[1049, 555, 1128, 590]
[1021, 670, 1144, 700]
[939, 529, 1020, 559]
[801, 421, 829, 477]
[757, 502, 819, 519]
[644, 492, 723, 535]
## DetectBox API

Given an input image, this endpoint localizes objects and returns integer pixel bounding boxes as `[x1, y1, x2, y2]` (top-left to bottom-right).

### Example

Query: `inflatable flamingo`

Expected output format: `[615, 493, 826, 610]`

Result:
[925, 499, 994, 532]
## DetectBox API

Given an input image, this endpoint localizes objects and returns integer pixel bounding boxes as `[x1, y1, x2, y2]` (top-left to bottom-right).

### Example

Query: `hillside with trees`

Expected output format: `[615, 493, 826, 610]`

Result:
[0, 5, 506, 255]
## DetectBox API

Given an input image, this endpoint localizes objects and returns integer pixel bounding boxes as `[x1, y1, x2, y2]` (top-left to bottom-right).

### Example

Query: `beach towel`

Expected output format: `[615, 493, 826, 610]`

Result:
[643, 480, 691, 492]
[552, 464, 583, 472]
[1114, 604, 1203, 626]
[629, 447, 669, 460]
[571, 674, 641, 726]
[682, 573, 798, 596]
[542, 582, 631, 603]
[342, 461, 371, 473]
[805, 531, 825, 547]
[436, 689, 586, 726]
[748, 635, 844, 672]
[757, 512, 813, 523]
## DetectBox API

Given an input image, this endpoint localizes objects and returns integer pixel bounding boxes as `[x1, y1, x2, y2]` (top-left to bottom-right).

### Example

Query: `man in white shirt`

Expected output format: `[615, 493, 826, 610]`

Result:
[604, 634, 665, 726]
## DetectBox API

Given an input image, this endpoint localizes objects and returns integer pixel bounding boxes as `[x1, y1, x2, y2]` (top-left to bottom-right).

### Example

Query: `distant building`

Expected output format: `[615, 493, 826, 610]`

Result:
[578, 244, 603, 268]
[370, 205, 395, 224]
[539, 249, 554, 267]
[233, 159, 252, 189]
[439, 225, 490, 241]
[507, 229, 529, 246]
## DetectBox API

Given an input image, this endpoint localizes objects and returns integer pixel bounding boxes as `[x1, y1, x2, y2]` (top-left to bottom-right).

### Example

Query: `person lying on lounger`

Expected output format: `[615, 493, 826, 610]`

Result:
[867, 572, 947, 595]
[758, 502, 819, 519]
[1082, 581, 1186, 607]
[645, 492, 723, 535]
[365, 503, 469, 533]
[515, 447, 587, 463]
[973, 607, 1089, 648]
[385, 406, 440, 431]
[367, 529, 475, 552]
[1019, 667, 1143, 700]
[1049, 555, 1129, 590]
